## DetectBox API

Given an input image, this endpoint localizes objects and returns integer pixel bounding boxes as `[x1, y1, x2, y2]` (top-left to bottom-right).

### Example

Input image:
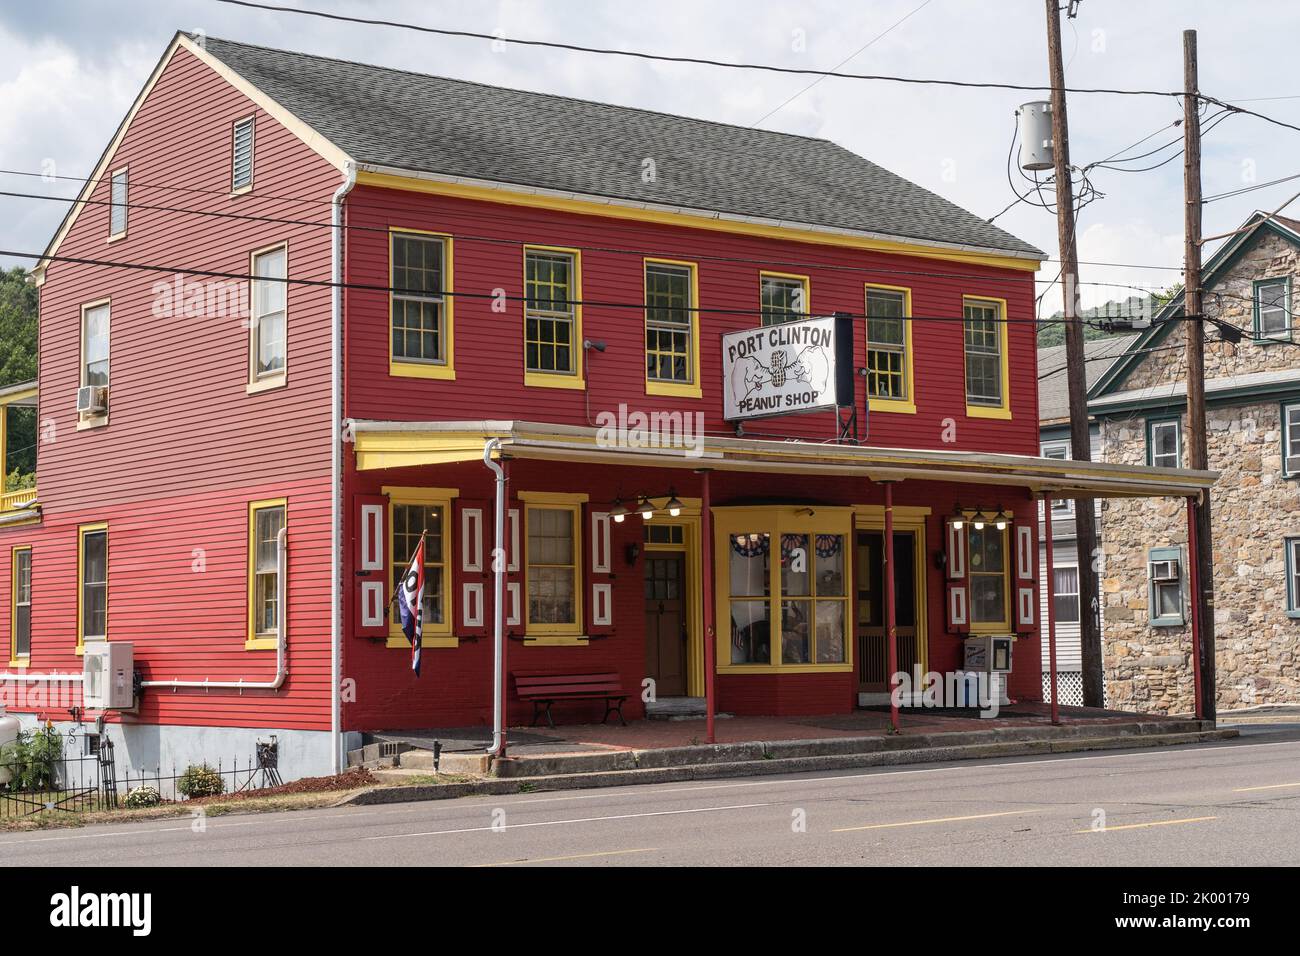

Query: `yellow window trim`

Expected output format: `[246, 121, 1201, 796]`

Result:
[962, 295, 1012, 420]
[644, 257, 702, 399]
[522, 496, 584, 639]
[384, 485, 457, 644]
[246, 498, 287, 650]
[864, 283, 917, 415]
[713, 505, 854, 674]
[523, 244, 584, 388]
[76, 521, 108, 655]
[10, 545, 31, 667]
[640, 515, 706, 696]
[352, 171, 1042, 273]
[249, 241, 289, 391]
[759, 270, 811, 323]
[389, 227, 456, 381]
[964, 518, 1012, 633]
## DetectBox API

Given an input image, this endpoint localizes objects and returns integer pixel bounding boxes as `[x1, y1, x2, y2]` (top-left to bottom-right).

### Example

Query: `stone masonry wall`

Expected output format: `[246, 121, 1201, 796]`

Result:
[1097, 228, 1300, 714]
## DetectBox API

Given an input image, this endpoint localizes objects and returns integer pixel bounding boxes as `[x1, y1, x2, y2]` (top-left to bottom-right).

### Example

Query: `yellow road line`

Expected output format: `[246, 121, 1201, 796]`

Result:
[472, 848, 657, 867]
[833, 809, 1042, 832]
[1078, 816, 1217, 833]
[1234, 781, 1300, 792]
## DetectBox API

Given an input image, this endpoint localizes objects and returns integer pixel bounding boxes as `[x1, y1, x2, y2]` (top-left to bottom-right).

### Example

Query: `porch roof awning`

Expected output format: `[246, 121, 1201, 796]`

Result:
[347, 419, 1217, 500]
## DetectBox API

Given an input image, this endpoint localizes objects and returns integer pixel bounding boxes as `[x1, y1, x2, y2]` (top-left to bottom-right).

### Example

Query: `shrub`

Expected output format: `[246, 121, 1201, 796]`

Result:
[124, 786, 161, 808]
[0, 724, 64, 792]
[177, 763, 225, 799]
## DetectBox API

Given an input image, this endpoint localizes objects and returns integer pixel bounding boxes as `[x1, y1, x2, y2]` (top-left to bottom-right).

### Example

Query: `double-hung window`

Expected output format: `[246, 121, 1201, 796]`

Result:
[524, 499, 582, 638]
[11, 547, 31, 662]
[760, 273, 809, 326]
[108, 168, 128, 239]
[1040, 442, 1074, 515]
[963, 297, 1009, 416]
[248, 501, 285, 647]
[1287, 538, 1300, 618]
[78, 524, 107, 649]
[1148, 418, 1181, 469]
[81, 301, 110, 400]
[1254, 277, 1291, 341]
[1148, 547, 1184, 626]
[524, 248, 582, 385]
[1053, 565, 1080, 623]
[391, 231, 453, 378]
[250, 244, 287, 386]
[968, 523, 1009, 630]
[645, 260, 698, 394]
[388, 493, 451, 644]
[1283, 402, 1300, 478]
[232, 117, 255, 192]
[865, 286, 913, 411]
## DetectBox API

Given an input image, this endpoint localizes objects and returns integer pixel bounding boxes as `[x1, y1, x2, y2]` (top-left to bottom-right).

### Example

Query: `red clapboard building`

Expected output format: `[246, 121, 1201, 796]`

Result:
[0, 33, 1214, 779]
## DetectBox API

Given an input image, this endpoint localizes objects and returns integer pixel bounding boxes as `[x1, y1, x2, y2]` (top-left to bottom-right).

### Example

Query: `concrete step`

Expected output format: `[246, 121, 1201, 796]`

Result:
[398, 749, 491, 775]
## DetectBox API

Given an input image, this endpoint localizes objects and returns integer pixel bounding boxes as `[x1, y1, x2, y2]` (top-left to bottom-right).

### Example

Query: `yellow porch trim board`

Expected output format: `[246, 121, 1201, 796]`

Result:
[713, 505, 855, 675]
[522, 244, 585, 389]
[963, 295, 1012, 421]
[522, 635, 591, 647]
[643, 515, 705, 697]
[864, 283, 917, 415]
[384, 485, 457, 648]
[246, 498, 287, 650]
[517, 491, 590, 504]
[354, 170, 1042, 273]
[851, 504, 932, 521]
[389, 227, 456, 381]
[644, 257, 702, 399]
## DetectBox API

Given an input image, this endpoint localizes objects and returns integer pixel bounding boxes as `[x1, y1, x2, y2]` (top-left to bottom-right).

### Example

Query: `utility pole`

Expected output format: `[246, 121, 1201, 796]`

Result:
[1182, 29, 1217, 722]
[1044, 0, 1105, 708]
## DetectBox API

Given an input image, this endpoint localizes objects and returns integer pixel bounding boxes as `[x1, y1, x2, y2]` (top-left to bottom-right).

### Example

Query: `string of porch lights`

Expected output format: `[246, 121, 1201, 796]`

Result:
[608, 490, 685, 523]
[950, 504, 1013, 532]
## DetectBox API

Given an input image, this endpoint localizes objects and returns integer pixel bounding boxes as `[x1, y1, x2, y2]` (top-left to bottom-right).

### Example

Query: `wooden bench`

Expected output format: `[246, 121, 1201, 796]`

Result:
[513, 671, 628, 729]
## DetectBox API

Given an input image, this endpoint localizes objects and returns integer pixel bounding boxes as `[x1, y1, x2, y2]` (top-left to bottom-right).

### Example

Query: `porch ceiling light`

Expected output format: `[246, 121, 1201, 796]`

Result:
[994, 505, 1009, 531]
[971, 508, 988, 530]
[951, 504, 965, 530]
[637, 496, 655, 519]
[666, 491, 683, 517]
[611, 499, 629, 523]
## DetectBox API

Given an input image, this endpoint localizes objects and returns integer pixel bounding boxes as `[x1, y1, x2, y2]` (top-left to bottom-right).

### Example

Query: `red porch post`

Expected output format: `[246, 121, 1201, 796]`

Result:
[1043, 493, 1060, 725]
[884, 482, 900, 733]
[700, 469, 716, 744]
[1186, 494, 1205, 720]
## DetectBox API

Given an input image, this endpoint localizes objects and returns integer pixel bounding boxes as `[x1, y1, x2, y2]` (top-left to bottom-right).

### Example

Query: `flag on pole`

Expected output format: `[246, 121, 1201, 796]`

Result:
[397, 532, 426, 676]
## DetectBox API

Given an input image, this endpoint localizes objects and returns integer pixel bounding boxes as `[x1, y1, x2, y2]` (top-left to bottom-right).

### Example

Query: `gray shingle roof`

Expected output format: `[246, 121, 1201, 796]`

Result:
[1037, 335, 1138, 423]
[198, 36, 1042, 258]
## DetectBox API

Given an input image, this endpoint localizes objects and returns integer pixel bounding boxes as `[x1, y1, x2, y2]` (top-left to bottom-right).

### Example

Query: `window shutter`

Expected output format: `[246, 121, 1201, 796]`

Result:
[454, 499, 490, 638]
[354, 494, 387, 637]
[585, 505, 615, 636]
[1014, 521, 1037, 634]
[944, 519, 970, 634]
[503, 505, 523, 632]
[232, 118, 255, 191]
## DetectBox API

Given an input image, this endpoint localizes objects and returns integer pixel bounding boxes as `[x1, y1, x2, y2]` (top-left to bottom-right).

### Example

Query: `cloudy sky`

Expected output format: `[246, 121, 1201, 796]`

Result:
[2, 0, 1297, 311]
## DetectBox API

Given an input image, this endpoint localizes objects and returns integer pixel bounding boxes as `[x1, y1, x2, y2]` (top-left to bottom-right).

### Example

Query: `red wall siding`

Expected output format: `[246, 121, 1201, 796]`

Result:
[342, 183, 1041, 455]
[0, 46, 341, 731]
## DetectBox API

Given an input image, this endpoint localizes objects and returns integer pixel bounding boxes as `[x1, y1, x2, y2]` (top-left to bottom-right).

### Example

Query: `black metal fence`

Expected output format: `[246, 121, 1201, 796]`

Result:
[0, 728, 279, 820]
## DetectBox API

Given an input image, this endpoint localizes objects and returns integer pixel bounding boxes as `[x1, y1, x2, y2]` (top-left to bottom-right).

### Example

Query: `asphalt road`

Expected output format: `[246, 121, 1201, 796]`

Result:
[4, 724, 1299, 867]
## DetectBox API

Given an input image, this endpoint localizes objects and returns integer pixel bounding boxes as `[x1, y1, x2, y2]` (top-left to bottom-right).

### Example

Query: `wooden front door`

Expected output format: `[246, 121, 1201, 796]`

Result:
[644, 553, 687, 697]
[856, 530, 921, 694]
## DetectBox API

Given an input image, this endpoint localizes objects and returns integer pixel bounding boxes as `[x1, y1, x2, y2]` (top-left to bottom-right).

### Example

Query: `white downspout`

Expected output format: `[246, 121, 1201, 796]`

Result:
[329, 163, 357, 773]
[483, 438, 507, 757]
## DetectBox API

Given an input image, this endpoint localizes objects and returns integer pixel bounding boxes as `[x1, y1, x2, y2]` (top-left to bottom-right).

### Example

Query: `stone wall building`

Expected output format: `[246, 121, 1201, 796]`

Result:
[1088, 212, 1300, 713]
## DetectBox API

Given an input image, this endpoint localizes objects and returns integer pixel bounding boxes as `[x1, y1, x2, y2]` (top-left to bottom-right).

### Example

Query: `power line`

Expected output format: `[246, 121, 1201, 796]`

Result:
[211, 0, 1191, 98]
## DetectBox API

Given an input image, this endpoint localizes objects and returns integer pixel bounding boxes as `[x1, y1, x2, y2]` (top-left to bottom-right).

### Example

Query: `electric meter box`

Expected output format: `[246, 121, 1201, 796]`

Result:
[82, 641, 135, 710]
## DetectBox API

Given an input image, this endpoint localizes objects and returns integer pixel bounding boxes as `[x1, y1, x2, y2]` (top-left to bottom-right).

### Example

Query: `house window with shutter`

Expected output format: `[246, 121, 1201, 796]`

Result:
[967, 523, 1009, 630]
[232, 117, 255, 192]
[388, 496, 451, 641]
[1283, 402, 1300, 478]
[108, 168, 128, 239]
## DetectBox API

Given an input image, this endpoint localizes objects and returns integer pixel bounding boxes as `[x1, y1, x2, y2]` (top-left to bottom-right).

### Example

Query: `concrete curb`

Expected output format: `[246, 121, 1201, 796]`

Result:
[340, 727, 1237, 807]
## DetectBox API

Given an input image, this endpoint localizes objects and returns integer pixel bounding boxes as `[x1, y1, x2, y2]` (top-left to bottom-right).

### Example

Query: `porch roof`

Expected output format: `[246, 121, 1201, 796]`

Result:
[347, 419, 1217, 500]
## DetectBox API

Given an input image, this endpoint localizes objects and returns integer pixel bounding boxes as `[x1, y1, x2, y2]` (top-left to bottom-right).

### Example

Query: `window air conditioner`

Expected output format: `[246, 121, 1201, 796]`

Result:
[1150, 560, 1179, 581]
[77, 385, 108, 415]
